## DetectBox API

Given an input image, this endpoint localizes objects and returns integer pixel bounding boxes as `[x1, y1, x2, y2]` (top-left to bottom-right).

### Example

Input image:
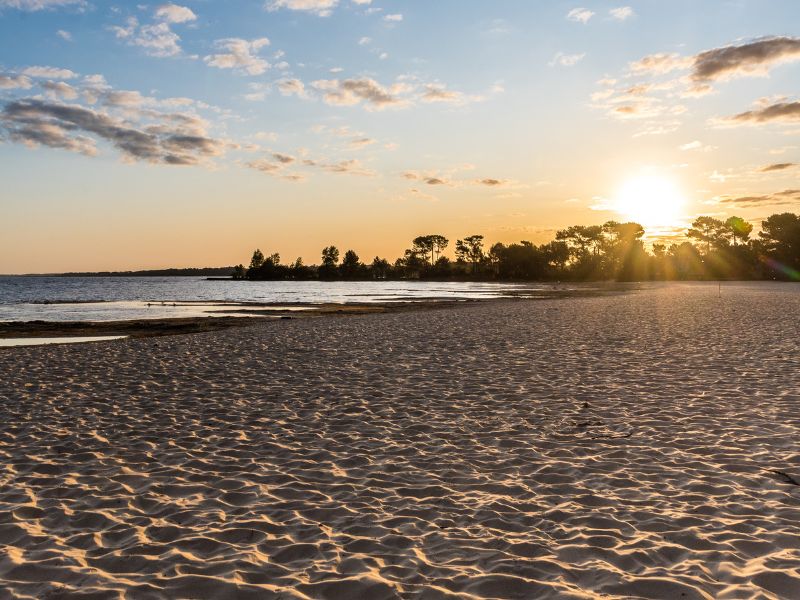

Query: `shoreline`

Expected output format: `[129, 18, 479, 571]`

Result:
[0, 285, 639, 341]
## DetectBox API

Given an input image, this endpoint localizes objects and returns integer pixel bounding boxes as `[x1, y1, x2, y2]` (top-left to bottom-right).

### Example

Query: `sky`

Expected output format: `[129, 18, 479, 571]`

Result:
[1, 0, 800, 273]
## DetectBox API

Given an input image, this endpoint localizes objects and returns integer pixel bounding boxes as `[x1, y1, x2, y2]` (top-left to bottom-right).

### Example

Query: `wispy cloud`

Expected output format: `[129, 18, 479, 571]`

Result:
[311, 78, 408, 110]
[0, 0, 84, 11]
[566, 8, 594, 24]
[204, 38, 271, 75]
[111, 6, 197, 58]
[721, 100, 800, 125]
[277, 78, 307, 97]
[609, 6, 634, 21]
[22, 66, 77, 79]
[550, 52, 585, 67]
[760, 162, 796, 172]
[717, 189, 800, 207]
[266, 0, 338, 17]
[0, 98, 224, 165]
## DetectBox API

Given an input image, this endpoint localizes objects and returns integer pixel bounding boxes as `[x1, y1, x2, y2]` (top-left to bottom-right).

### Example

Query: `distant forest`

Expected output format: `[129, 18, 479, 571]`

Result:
[237, 212, 800, 282]
[48, 267, 235, 277]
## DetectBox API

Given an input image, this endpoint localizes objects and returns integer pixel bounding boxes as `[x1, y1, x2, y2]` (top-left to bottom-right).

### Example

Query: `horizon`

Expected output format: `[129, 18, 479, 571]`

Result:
[2, 1, 800, 274]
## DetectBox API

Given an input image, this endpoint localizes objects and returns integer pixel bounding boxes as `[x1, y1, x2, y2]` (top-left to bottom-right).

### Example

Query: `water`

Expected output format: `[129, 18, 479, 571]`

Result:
[0, 336, 128, 347]
[0, 276, 559, 322]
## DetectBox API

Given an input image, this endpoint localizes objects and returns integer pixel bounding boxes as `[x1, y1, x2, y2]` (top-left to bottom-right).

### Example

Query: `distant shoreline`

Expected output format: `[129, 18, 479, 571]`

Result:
[1, 267, 235, 277]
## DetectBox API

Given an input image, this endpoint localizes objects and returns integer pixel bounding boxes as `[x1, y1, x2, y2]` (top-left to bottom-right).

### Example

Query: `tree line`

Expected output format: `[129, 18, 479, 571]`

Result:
[233, 212, 800, 282]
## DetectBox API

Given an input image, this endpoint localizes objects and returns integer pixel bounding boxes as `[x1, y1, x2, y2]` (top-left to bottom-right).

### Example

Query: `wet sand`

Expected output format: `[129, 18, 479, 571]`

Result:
[1, 283, 799, 599]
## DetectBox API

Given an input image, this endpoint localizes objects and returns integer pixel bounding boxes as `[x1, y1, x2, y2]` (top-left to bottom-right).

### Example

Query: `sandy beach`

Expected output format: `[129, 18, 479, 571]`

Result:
[1, 282, 799, 599]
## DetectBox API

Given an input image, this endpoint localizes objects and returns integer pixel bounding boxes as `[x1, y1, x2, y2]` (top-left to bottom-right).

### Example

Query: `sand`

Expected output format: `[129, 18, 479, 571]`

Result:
[1, 282, 799, 599]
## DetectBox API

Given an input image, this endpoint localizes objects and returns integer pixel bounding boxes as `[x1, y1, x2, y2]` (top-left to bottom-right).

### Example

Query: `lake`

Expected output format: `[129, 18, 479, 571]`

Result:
[0, 277, 565, 322]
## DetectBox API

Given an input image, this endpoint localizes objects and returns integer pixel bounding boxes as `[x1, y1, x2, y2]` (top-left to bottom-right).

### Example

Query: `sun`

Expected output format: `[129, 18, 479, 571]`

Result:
[613, 175, 687, 227]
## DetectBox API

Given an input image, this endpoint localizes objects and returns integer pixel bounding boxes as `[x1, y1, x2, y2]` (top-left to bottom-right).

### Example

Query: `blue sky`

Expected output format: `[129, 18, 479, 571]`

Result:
[1, 0, 800, 272]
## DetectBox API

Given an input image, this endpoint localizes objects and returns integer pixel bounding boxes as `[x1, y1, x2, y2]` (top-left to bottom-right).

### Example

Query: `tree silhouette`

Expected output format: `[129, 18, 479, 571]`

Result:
[412, 234, 449, 265]
[319, 245, 340, 279]
[759, 213, 800, 275]
[249, 249, 265, 270]
[688, 217, 727, 253]
[340, 249, 363, 278]
[455, 235, 485, 273]
[725, 216, 753, 247]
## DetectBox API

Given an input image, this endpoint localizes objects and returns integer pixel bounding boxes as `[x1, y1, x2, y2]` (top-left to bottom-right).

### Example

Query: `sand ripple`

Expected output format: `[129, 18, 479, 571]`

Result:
[1, 283, 799, 598]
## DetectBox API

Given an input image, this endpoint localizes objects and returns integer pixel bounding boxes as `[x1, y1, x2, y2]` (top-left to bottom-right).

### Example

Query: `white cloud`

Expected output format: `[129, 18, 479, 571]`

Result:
[609, 6, 634, 21]
[550, 52, 586, 67]
[154, 3, 197, 24]
[0, 0, 84, 10]
[566, 8, 594, 23]
[384, 13, 402, 22]
[312, 77, 407, 110]
[278, 78, 307, 97]
[679, 140, 716, 152]
[204, 38, 271, 75]
[41, 80, 79, 100]
[22, 66, 77, 79]
[57, 29, 73, 41]
[0, 74, 33, 89]
[111, 11, 191, 58]
[266, 0, 338, 16]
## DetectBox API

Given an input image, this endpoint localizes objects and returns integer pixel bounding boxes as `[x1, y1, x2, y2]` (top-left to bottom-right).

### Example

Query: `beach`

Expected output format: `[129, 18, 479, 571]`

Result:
[1, 282, 799, 599]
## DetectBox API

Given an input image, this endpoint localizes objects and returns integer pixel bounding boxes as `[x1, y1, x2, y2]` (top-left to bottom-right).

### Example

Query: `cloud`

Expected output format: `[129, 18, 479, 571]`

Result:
[550, 52, 585, 67]
[348, 137, 375, 149]
[57, 30, 73, 41]
[383, 13, 402, 22]
[0, 74, 33, 89]
[312, 78, 406, 110]
[266, 0, 337, 16]
[22, 66, 77, 79]
[247, 153, 374, 179]
[112, 16, 184, 58]
[110, 5, 197, 58]
[679, 140, 716, 152]
[718, 189, 800, 207]
[204, 38, 271, 75]
[566, 8, 593, 23]
[609, 6, 633, 20]
[272, 152, 295, 163]
[402, 170, 514, 189]
[760, 162, 796, 172]
[691, 36, 800, 82]
[476, 178, 510, 186]
[723, 100, 800, 125]
[0, 0, 84, 10]
[246, 158, 304, 181]
[277, 78, 307, 97]
[154, 4, 197, 24]
[630, 37, 800, 84]
[0, 98, 224, 165]
[420, 84, 464, 104]
[41, 80, 79, 100]
[310, 158, 373, 175]
[629, 53, 692, 74]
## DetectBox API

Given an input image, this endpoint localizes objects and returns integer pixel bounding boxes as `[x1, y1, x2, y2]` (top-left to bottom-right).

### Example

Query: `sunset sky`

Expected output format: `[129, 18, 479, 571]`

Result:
[1, 0, 800, 273]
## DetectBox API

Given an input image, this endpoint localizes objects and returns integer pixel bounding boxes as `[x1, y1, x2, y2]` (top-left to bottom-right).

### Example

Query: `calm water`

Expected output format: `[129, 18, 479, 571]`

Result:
[0, 277, 559, 322]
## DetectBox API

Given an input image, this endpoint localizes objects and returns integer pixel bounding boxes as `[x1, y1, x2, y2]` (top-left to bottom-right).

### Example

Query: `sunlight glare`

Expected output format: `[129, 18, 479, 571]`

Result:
[613, 175, 687, 227]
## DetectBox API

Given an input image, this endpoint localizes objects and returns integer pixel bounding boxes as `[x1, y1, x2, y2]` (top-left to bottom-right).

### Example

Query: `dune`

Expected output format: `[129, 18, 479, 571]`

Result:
[0, 282, 799, 599]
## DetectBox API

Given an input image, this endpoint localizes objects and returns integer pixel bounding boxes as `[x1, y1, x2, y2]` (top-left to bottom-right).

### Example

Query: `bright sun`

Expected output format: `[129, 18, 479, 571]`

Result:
[613, 175, 687, 227]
